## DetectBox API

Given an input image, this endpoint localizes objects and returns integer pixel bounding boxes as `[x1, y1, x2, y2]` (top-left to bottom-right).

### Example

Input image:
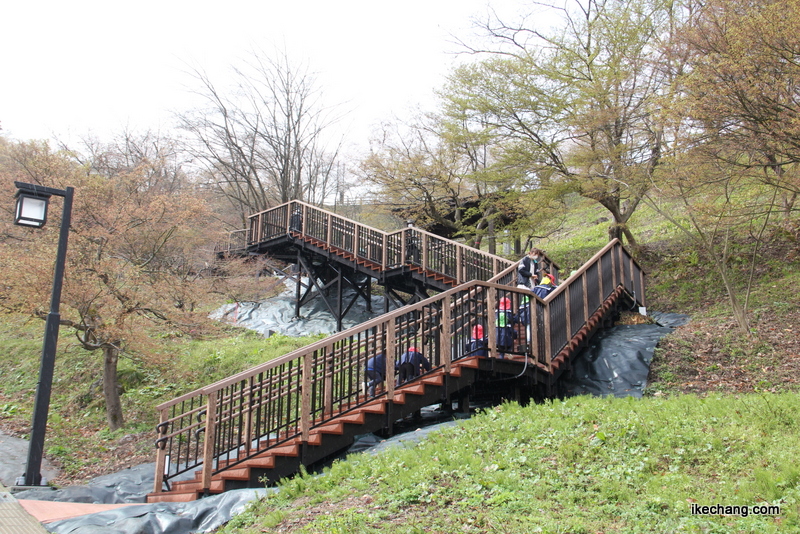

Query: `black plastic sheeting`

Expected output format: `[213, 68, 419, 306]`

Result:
[560, 311, 690, 398]
[211, 280, 391, 337]
[15, 463, 174, 505]
[23, 312, 688, 533]
[44, 487, 270, 534]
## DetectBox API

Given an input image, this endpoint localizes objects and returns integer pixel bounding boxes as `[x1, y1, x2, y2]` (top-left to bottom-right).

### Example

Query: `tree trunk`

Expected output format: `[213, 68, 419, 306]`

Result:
[102, 345, 125, 430]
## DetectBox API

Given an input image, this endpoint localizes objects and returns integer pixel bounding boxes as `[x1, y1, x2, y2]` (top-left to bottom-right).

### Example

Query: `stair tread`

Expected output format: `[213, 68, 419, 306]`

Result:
[147, 491, 204, 503]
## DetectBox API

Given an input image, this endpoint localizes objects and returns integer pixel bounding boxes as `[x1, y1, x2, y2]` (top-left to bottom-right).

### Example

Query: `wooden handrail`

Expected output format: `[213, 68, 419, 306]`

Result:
[230, 200, 516, 284]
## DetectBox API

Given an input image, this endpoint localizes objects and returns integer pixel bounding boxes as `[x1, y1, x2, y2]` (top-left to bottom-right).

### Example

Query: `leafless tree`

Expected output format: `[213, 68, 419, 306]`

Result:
[178, 48, 343, 227]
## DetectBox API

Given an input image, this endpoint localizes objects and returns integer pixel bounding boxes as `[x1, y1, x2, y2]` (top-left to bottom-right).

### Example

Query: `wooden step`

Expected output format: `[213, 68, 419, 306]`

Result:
[220, 467, 251, 481]
[421, 375, 444, 386]
[269, 443, 300, 457]
[398, 383, 426, 395]
[147, 490, 204, 503]
[454, 357, 481, 369]
[360, 401, 387, 414]
[245, 454, 276, 469]
[315, 422, 344, 435]
[171, 478, 224, 492]
[337, 412, 365, 424]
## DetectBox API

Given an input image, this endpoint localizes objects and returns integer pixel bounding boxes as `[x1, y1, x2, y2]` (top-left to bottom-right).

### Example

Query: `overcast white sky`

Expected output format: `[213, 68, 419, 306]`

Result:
[0, 0, 532, 155]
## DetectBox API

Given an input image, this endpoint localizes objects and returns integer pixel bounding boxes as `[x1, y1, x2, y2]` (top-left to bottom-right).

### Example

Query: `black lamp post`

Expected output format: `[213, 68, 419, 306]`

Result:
[13, 181, 74, 487]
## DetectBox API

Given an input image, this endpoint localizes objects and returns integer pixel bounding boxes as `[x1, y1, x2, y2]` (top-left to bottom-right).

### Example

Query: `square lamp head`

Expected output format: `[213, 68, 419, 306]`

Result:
[14, 190, 51, 228]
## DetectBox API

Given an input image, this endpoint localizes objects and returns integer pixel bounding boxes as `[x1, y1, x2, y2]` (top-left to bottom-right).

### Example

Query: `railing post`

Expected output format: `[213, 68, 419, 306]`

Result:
[385, 321, 396, 399]
[201, 390, 218, 494]
[152, 408, 169, 493]
[382, 234, 388, 269]
[243, 379, 253, 455]
[564, 284, 572, 338]
[354, 224, 360, 257]
[456, 247, 463, 284]
[422, 233, 429, 270]
[597, 259, 605, 304]
[582, 272, 590, 324]
[441, 295, 452, 373]
[531, 297, 540, 365]
[324, 345, 334, 416]
[326, 213, 332, 245]
[487, 286, 497, 358]
[544, 304, 552, 371]
[611, 243, 618, 291]
[638, 267, 646, 308]
[301, 352, 312, 442]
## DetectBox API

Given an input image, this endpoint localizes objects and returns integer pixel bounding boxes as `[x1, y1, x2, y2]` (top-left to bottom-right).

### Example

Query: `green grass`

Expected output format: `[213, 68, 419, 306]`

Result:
[220, 394, 800, 534]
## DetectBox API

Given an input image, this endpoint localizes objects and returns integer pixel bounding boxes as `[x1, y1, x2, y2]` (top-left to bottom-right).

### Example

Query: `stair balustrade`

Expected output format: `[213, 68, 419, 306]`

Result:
[152, 235, 645, 499]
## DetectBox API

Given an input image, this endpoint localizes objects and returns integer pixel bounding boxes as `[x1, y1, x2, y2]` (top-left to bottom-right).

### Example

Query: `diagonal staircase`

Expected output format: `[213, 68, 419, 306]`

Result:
[147, 357, 483, 503]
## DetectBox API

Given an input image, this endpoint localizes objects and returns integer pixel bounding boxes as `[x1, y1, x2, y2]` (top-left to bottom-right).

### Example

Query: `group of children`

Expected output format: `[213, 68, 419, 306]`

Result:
[365, 249, 559, 396]
[365, 347, 432, 396]
[468, 248, 559, 358]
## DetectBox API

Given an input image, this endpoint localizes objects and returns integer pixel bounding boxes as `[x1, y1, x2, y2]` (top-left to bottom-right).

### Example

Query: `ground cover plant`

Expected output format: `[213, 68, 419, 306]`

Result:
[218, 394, 800, 533]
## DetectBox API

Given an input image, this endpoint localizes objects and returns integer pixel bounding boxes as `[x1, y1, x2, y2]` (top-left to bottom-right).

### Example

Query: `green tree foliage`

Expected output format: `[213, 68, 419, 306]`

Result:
[440, 0, 677, 246]
[669, 0, 800, 218]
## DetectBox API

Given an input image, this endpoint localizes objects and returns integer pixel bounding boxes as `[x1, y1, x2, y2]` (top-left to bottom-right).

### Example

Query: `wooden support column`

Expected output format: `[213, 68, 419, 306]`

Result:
[639, 268, 646, 307]
[385, 321, 396, 399]
[422, 232, 429, 270]
[300, 353, 312, 442]
[544, 303, 552, 371]
[382, 234, 388, 268]
[243, 379, 253, 455]
[441, 295, 452, 374]
[611, 244, 618, 292]
[487, 286, 497, 358]
[324, 345, 334, 416]
[531, 297, 540, 364]
[456, 247, 463, 284]
[201, 390, 218, 494]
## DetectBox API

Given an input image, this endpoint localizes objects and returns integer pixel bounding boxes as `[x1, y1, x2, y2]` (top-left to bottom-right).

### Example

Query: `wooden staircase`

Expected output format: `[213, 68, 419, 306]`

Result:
[147, 358, 482, 503]
[157, 206, 647, 504]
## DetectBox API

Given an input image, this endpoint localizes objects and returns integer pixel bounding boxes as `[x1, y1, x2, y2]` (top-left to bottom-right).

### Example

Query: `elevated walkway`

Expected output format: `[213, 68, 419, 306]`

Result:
[147, 202, 645, 503]
[216, 201, 533, 328]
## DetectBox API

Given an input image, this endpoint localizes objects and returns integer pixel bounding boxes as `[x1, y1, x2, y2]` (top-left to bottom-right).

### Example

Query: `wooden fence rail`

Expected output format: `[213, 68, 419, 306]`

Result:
[153, 238, 644, 494]
[216, 200, 523, 284]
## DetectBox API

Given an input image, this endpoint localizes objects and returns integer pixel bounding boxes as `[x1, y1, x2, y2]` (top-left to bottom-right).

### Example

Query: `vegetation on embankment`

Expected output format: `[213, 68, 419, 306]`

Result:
[0, 316, 323, 483]
[219, 394, 800, 533]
